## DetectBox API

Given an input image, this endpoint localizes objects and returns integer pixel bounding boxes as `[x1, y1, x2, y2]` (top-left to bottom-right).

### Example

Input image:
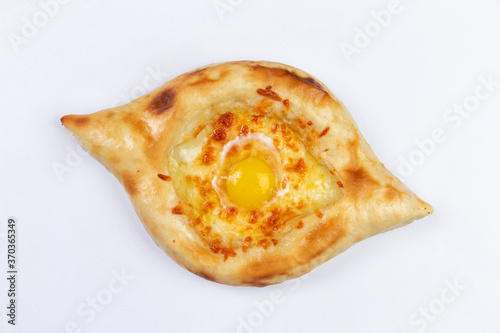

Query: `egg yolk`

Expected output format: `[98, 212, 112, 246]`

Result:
[226, 157, 275, 209]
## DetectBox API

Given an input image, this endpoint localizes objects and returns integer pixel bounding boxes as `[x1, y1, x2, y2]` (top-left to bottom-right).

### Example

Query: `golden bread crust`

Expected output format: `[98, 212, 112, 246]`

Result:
[61, 61, 432, 286]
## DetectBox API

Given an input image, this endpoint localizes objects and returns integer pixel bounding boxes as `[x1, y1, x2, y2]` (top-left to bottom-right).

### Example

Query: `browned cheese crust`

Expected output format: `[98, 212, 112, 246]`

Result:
[61, 61, 433, 286]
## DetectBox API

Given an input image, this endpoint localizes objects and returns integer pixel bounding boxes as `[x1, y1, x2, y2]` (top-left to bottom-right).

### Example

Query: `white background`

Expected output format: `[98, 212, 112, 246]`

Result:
[1, 0, 500, 332]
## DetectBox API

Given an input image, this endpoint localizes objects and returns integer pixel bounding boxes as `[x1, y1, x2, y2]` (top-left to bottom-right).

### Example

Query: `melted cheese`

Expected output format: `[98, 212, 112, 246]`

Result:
[168, 106, 344, 259]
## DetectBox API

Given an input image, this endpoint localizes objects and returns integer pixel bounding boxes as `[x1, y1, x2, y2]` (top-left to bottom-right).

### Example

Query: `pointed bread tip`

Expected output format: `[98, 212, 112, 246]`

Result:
[60, 114, 90, 130]
[417, 199, 434, 218]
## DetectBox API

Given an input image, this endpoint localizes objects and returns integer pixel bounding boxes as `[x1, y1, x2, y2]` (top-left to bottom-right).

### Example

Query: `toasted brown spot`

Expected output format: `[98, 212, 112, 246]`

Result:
[172, 239, 175, 243]
[319, 127, 330, 138]
[254, 98, 274, 114]
[315, 210, 324, 219]
[241, 236, 253, 253]
[286, 158, 307, 174]
[157, 174, 171, 181]
[307, 121, 313, 126]
[259, 239, 271, 250]
[287, 70, 325, 91]
[122, 174, 139, 196]
[240, 125, 249, 136]
[61, 115, 90, 127]
[249, 210, 261, 224]
[271, 239, 279, 246]
[265, 209, 280, 227]
[216, 112, 235, 127]
[73, 117, 88, 127]
[272, 138, 280, 149]
[282, 99, 290, 108]
[224, 207, 239, 218]
[297, 221, 304, 229]
[211, 127, 227, 141]
[222, 249, 237, 261]
[190, 217, 201, 226]
[74, 116, 89, 126]
[337, 181, 344, 188]
[384, 185, 402, 201]
[202, 226, 212, 236]
[243, 143, 253, 150]
[172, 205, 184, 215]
[301, 217, 345, 261]
[108, 154, 121, 166]
[296, 119, 307, 129]
[301, 76, 323, 90]
[203, 201, 215, 212]
[202, 146, 216, 165]
[259, 208, 295, 237]
[344, 166, 379, 198]
[209, 239, 237, 261]
[324, 148, 330, 152]
[148, 88, 175, 114]
[226, 145, 242, 159]
[251, 114, 264, 123]
[241, 255, 291, 286]
[252, 65, 326, 92]
[257, 86, 282, 101]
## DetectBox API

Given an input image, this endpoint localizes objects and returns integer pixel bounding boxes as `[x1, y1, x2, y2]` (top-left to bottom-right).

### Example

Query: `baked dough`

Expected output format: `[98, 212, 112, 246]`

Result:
[61, 61, 433, 286]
